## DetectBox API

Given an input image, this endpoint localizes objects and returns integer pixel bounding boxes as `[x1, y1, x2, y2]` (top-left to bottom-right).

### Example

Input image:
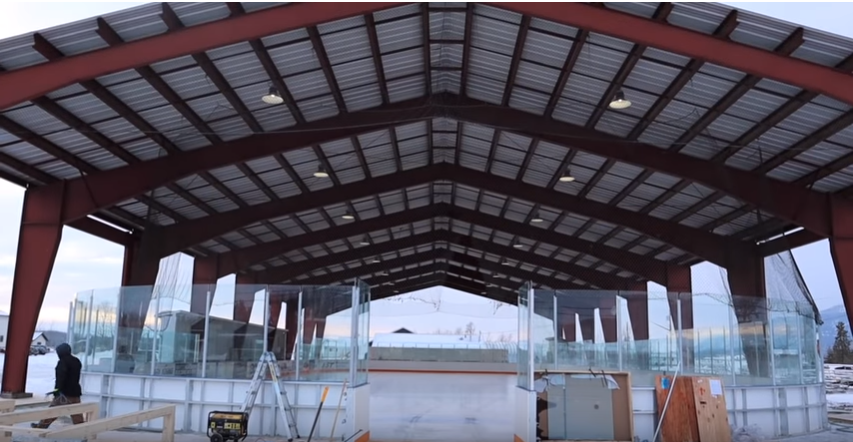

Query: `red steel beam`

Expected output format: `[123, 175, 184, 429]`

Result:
[1, 185, 66, 395]
[447, 206, 677, 285]
[302, 253, 584, 292]
[197, 205, 440, 277]
[34, 96, 433, 224]
[493, 2, 853, 106]
[149, 163, 753, 269]
[445, 94, 843, 238]
[147, 165, 445, 258]
[257, 230, 630, 289]
[0, 3, 401, 110]
[446, 165, 756, 268]
[199, 202, 675, 284]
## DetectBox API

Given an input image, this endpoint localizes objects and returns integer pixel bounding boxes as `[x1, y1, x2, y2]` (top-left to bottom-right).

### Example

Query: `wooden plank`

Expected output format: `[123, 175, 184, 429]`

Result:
[692, 377, 731, 442]
[654, 375, 699, 442]
[0, 425, 49, 434]
[44, 404, 176, 441]
[0, 400, 14, 413]
[0, 403, 98, 425]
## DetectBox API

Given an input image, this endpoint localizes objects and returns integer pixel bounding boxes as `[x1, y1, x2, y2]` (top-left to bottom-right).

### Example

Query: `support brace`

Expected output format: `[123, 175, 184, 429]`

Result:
[665, 265, 694, 371]
[116, 237, 159, 354]
[191, 258, 220, 315]
[830, 198, 853, 332]
[727, 254, 770, 378]
[1, 185, 66, 397]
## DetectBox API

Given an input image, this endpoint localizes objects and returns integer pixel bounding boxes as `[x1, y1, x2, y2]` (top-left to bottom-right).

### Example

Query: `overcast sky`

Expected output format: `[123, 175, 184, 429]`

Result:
[0, 2, 850, 339]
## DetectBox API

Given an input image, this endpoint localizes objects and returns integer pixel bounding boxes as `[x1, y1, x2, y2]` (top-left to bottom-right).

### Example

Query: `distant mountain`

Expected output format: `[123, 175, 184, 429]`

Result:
[819, 305, 850, 355]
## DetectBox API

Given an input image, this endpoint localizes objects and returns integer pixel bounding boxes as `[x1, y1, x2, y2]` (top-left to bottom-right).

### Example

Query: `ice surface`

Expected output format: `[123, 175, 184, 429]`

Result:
[370, 371, 515, 442]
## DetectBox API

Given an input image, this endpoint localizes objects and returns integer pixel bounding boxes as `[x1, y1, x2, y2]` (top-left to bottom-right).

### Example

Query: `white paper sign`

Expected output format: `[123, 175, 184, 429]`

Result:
[709, 379, 723, 396]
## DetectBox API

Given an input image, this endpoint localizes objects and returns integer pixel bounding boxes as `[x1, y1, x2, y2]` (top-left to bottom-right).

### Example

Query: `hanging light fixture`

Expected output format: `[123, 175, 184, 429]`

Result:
[531, 212, 544, 223]
[314, 166, 329, 178]
[608, 90, 632, 110]
[371, 257, 381, 263]
[359, 235, 370, 246]
[513, 240, 524, 249]
[342, 211, 355, 220]
[558, 168, 575, 183]
[261, 86, 284, 105]
[502, 259, 512, 266]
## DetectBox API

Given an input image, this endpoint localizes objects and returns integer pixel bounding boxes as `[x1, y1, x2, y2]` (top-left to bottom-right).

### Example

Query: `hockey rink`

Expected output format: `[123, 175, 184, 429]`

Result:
[369, 371, 516, 442]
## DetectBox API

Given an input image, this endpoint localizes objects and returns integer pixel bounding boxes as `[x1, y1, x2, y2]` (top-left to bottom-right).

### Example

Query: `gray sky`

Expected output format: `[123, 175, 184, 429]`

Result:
[0, 2, 850, 339]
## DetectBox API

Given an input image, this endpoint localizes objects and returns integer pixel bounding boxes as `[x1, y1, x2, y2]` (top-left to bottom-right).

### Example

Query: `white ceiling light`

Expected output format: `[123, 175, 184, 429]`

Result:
[608, 90, 632, 110]
[359, 236, 370, 246]
[342, 211, 355, 220]
[558, 168, 575, 182]
[513, 241, 524, 249]
[531, 212, 544, 223]
[314, 166, 329, 178]
[261, 87, 284, 105]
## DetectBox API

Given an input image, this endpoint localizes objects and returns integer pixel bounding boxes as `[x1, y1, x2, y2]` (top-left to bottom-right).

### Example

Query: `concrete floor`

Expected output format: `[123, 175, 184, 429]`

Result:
[369, 372, 516, 442]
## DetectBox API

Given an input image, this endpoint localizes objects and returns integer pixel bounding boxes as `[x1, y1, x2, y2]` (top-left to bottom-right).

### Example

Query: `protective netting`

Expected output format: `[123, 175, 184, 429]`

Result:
[713, 238, 820, 322]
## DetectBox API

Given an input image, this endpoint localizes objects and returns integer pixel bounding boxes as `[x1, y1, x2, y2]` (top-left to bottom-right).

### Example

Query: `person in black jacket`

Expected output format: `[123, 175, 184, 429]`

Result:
[32, 343, 85, 428]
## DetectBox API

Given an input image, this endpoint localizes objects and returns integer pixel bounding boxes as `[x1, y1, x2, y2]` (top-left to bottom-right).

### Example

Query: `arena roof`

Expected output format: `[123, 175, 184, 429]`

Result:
[1, 2, 853, 299]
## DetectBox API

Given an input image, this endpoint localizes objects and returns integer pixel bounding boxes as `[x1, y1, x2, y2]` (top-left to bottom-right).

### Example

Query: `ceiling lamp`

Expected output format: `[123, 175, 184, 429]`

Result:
[261, 87, 284, 105]
[531, 212, 544, 223]
[608, 90, 632, 110]
[371, 257, 381, 263]
[314, 166, 329, 178]
[359, 235, 370, 246]
[342, 211, 355, 220]
[512, 240, 524, 249]
[394, 289, 400, 294]
[502, 259, 512, 266]
[558, 168, 575, 183]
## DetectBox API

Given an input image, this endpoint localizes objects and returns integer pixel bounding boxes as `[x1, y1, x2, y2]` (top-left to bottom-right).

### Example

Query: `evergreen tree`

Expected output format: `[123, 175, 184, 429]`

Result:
[825, 322, 853, 364]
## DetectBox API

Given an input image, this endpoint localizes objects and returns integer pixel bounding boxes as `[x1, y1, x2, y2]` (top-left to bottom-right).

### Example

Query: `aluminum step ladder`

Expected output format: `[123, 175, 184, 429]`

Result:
[241, 351, 300, 441]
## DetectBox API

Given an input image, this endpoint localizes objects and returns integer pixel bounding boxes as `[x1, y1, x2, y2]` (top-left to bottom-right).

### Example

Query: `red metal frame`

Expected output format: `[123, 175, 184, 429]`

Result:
[830, 199, 853, 329]
[0, 3, 401, 110]
[447, 95, 843, 238]
[40, 92, 841, 240]
[1, 185, 66, 396]
[494, 2, 853, 106]
[46, 96, 432, 224]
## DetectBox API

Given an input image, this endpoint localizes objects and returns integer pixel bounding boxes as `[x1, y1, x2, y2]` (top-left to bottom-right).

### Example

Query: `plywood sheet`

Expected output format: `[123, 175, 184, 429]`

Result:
[692, 377, 731, 442]
[654, 375, 699, 442]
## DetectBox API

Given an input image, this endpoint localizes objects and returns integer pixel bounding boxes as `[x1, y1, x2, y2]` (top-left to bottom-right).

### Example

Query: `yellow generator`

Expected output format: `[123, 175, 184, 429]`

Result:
[207, 410, 249, 442]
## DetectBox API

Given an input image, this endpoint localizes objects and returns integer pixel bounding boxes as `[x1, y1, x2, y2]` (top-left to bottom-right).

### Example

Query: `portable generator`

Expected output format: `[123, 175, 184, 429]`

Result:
[207, 410, 249, 442]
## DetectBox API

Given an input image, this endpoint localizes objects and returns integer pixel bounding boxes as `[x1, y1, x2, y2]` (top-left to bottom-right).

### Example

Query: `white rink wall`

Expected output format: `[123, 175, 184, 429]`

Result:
[80, 372, 367, 440]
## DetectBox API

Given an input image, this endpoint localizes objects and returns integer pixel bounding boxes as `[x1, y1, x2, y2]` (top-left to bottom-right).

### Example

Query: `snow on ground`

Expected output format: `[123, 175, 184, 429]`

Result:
[827, 392, 853, 407]
[0, 353, 57, 397]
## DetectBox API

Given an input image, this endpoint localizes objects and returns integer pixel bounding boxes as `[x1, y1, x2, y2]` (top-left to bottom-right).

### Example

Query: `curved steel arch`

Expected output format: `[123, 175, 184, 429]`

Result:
[251, 231, 632, 290]
[145, 164, 754, 268]
[24, 93, 844, 239]
[194, 202, 682, 286]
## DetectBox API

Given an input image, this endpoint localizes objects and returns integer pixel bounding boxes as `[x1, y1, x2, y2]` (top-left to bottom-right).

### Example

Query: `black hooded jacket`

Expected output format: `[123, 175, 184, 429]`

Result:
[54, 343, 82, 397]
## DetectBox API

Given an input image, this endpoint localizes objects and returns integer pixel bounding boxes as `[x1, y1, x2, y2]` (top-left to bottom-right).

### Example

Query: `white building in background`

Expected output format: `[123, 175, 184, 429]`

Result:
[32, 332, 49, 347]
[0, 311, 8, 351]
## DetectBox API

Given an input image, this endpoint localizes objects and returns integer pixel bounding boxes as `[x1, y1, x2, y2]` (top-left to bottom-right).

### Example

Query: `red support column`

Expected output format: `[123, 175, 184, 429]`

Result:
[0, 185, 66, 397]
[624, 282, 649, 341]
[191, 258, 219, 315]
[116, 237, 159, 354]
[624, 282, 650, 370]
[727, 254, 770, 377]
[232, 273, 258, 357]
[830, 199, 853, 333]
[666, 264, 694, 371]
[599, 295, 618, 343]
[579, 311, 596, 343]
